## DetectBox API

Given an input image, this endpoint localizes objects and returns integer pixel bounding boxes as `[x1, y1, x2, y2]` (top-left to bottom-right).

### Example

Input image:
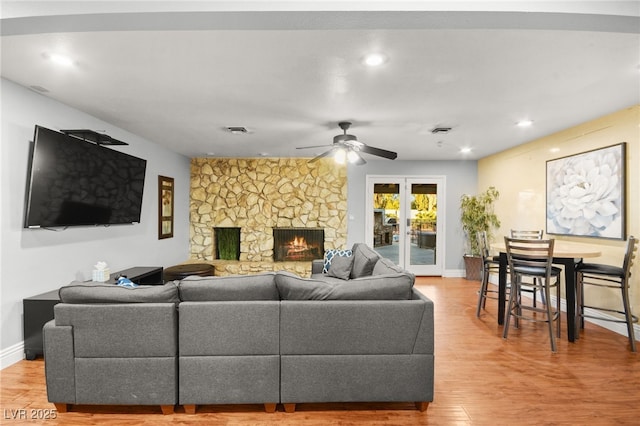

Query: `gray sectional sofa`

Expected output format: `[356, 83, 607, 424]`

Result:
[44, 243, 434, 415]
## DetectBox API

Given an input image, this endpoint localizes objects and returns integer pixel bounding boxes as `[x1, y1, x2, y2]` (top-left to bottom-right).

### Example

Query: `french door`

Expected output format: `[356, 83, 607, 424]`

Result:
[365, 176, 445, 276]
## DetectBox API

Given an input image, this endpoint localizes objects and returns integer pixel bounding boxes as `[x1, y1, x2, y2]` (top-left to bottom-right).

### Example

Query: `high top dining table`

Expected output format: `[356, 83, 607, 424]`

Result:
[491, 240, 601, 342]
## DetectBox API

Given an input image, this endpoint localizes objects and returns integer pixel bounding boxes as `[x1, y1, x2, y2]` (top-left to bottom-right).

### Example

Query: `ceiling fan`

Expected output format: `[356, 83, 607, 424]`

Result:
[297, 122, 398, 165]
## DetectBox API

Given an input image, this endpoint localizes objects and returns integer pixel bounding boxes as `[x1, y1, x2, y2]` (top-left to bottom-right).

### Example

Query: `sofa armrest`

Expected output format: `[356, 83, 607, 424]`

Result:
[311, 259, 324, 275]
[43, 320, 76, 404]
[411, 288, 435, 354]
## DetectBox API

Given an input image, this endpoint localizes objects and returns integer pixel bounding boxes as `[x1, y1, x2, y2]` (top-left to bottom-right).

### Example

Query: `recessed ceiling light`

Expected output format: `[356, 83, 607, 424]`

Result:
[363, 53, 388, 67]
[550, 147, 560, 153]
[517, 119, 533, 127]
[460, 147, 472, 154]
[48, 53, 74, 67]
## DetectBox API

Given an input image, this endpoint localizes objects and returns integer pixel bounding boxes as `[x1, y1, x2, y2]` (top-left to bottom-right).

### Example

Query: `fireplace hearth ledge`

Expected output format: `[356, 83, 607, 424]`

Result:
[179, 259, 313, 277]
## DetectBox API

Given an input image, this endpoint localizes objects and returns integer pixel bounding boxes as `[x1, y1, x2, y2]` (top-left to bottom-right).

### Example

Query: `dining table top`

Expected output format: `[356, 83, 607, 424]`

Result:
[491, 239, 602, 259]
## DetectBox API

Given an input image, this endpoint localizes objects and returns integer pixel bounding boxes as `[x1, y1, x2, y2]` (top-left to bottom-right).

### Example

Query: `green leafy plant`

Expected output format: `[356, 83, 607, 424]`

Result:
[216, 227, 240, 260]
[460, 186, 500, 256]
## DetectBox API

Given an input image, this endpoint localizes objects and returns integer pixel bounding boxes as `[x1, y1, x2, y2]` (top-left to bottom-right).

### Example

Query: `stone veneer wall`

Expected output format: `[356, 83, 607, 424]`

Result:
[190, 158, 347, 275]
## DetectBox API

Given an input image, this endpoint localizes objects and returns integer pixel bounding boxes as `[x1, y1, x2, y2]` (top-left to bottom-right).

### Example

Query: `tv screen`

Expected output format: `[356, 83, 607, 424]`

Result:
[24, 125, 147, 228]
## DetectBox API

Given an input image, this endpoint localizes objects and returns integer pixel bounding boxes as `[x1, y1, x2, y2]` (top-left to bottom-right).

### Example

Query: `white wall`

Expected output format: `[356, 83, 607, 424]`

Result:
[347, 159, 478, 275]
[0, 79, 191, 367]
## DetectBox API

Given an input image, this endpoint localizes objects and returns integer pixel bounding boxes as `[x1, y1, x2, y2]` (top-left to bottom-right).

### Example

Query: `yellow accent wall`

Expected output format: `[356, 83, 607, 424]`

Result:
[479, 105, 639, 313]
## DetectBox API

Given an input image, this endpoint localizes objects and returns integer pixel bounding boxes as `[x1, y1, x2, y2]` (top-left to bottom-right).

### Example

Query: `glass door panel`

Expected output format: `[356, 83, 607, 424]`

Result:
[406, 181, 439, 274]
[371, 182, 400, 264]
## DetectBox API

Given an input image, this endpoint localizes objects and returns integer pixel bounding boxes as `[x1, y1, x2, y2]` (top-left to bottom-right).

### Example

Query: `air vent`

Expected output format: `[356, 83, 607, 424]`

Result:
[226, 126, 249, 134]
[431, 127, 452, 134]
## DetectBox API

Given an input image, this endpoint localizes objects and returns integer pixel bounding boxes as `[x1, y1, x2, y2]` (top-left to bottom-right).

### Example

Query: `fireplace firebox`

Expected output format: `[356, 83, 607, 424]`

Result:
[273, 228, 324, 262]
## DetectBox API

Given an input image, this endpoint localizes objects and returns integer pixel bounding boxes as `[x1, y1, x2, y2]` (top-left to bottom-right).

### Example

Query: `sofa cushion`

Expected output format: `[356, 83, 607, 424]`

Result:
[322, 249, 353, 273]
[58, 281, 180, 304]
[275, 272, 412, 300]
[178, 273, 279, 301]
[326, 254, 353, 280]
[373, 258, 416, 286]
[350, 243, 381, 279]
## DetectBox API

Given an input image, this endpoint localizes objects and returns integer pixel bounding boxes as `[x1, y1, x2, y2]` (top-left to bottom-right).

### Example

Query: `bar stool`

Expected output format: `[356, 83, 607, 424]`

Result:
[510, 229, 544, 306]
[476, 231, 502, 317]
[503, 237, 562, 352]
[576, 236, 637, 352]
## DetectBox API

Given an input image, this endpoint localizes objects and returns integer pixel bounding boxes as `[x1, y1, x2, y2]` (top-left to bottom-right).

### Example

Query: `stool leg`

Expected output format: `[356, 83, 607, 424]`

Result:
[503, 275, 518, 338]
[544, 278, 557, 352]
[621, 278, 637, 352]
[555, 274, 561, 338]
[476, 267, 489, 317]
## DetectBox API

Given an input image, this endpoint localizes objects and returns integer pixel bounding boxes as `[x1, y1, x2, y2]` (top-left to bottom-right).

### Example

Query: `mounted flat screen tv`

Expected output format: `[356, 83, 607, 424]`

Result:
[24, 125, 147, 228]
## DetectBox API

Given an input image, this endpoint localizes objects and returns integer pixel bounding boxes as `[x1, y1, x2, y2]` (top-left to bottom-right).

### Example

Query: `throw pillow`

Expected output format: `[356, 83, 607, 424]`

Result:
[326, 254, 353, 280]
[350, 243, 381, 279]
[322, 249, 353, 273]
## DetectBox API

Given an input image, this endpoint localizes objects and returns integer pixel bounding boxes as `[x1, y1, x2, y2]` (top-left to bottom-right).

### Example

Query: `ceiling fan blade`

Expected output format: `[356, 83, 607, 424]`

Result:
[296, 144, 333, 150]
[359, 144, 398, 160]
[308, 147, 337, 163]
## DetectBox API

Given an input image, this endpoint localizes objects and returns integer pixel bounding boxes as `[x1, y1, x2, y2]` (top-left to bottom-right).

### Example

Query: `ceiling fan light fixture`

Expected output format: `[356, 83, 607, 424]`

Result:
[334, 133, 358, 144]
[334, 148, 347, 164]
[347, 150, 360, 163]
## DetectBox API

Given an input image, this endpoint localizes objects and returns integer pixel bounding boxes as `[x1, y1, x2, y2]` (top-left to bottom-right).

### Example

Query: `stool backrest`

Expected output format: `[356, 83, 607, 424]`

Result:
[623, 236, 637, 278]
[504, 237, 555, 278]
[510, 229, 543, 240]
[476, 231, 491, 262]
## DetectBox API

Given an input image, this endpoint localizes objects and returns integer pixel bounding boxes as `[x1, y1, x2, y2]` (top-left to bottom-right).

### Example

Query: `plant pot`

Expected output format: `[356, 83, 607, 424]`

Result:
[463, 255, 483, 281]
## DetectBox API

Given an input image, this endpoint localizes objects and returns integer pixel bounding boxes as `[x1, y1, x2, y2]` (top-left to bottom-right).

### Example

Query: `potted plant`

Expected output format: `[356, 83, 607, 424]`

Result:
[459, 186, 500, 280]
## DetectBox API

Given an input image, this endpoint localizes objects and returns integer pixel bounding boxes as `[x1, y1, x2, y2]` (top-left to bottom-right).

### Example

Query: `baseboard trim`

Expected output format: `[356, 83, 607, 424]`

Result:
[443, 269, 465, 278]
[1, 341, 25, 370]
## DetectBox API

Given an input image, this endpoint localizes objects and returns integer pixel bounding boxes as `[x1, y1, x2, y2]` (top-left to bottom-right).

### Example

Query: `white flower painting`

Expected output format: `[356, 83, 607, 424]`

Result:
[546, 143, 626, 239]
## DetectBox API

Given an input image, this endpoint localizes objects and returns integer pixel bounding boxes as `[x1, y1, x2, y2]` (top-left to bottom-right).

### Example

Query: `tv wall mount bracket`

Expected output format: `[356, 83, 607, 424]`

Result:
[61, 129, 128, 146]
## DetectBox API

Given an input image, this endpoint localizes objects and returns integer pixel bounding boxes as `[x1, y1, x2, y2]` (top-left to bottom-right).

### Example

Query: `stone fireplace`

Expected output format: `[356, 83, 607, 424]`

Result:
[189, 158, 347, 275]
[273, 228, 324, 262]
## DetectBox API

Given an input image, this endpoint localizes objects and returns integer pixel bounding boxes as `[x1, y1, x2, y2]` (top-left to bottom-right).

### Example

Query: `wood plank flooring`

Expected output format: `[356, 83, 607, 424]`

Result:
[1, 277, 639, 425]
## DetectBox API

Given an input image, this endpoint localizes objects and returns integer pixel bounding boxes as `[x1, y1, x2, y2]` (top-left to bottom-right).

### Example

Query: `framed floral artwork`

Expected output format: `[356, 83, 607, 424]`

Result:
[158, 175, 174, 239]
[546, 143, 626, 239]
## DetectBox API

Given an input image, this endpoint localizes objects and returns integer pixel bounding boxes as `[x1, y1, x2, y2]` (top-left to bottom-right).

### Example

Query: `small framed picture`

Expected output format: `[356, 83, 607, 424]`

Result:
[158, 175, 174, 239]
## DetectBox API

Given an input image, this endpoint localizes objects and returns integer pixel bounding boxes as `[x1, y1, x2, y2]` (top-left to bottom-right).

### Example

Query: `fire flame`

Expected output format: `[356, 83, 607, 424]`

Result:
[290, 236, 307, 249]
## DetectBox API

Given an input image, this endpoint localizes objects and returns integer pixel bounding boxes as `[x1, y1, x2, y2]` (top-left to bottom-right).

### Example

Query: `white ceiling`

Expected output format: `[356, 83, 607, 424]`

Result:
[1, 2, 639, 161]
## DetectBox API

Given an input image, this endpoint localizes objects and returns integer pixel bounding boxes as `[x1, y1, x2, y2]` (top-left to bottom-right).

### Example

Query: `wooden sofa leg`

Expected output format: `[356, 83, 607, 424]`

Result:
[160, 405, 175, 415]
[183, 404, 197, 414]
[415, 401, 429, 412]
[264, 403, 277, 413]
[283, 403, 296, 413]
[53, 403, 68, 413]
